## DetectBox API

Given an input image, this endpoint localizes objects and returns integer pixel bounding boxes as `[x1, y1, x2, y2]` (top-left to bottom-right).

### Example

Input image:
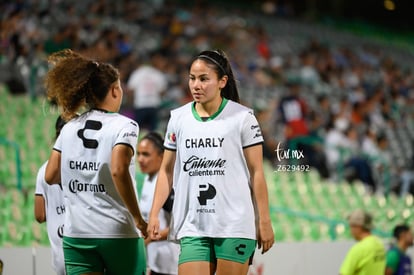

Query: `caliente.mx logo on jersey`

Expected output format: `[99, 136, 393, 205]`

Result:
[183, 155, 226, 177]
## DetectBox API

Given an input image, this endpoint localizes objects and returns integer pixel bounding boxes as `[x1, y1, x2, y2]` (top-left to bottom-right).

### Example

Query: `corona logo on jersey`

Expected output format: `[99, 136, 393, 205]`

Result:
[68, 179, 106, 194]
[183, 155, 226, 176]
[57, 224, 64, 238]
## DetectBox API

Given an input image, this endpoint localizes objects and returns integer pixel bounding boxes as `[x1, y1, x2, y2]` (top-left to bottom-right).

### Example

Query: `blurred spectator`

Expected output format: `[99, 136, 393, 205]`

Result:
[332, 96, 352, 126]
[400, 165, 414, 198]
[127, 50, 168, 132]
[324, 118, 349, 174]
[342, 126, 376, 192]
[43, 25, 73, 55]
[278, 78, 329, 178]
[256, 26, 271, 61]
[339, 209, 386, 275]
[308, 94, 333, 137]
[255, 99, 278, 162]
[278, 78, 309, 140]
[325, 120, 376, 190]
[385, 224, 413, 275]
[361, 128, 379, 157]
[363, 132, 394, 191]
[299, 50, 320, 87]
[350, 100, 368, 128]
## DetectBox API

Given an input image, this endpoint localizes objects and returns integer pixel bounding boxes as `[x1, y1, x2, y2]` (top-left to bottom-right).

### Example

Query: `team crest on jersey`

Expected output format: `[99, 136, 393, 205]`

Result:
[167, 132, 176, 143]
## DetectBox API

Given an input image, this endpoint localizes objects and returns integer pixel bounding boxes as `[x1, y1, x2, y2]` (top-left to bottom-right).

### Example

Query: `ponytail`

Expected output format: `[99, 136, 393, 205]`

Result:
[45, 49, 119, 120]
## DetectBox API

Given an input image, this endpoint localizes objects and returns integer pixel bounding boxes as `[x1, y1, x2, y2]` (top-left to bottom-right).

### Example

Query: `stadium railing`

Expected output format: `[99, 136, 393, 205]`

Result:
[272, 206, 391, 241]
[0, 137, 22, 191]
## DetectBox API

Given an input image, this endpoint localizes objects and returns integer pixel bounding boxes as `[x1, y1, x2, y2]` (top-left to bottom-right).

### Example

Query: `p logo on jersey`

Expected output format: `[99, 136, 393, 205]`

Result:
[197, 183, 216, 205]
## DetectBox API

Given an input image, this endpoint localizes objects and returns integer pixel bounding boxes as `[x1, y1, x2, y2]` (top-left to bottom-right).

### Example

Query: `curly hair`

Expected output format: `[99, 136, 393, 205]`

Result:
[44, 49, 119, 120]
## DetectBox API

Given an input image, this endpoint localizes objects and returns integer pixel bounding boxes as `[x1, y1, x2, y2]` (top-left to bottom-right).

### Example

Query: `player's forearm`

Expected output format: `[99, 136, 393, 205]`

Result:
[34, 196, 46, 223]
[150, 169, 172, 219]
[252, 172, 272, 224]
[158, 228, 169, 241]
[45, 150, 61, 184]
[112, 168, 144, 223]
[150, 150, 175, 219]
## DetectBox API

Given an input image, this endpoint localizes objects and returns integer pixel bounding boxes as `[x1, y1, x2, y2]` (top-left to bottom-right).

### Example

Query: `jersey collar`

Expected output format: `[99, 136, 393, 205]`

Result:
[91, 108, 115, 114]
[192, 98, 228, 122]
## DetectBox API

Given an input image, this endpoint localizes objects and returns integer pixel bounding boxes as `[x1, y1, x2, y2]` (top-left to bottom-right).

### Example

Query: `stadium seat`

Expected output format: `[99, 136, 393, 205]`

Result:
[274, 225, 286, 242]
[290, 223, 304, 242]
[3, 188, 25, 207]
[334, 223, 351, 241]
[3, 221, 31, 247]
[31, 221, 49, 246]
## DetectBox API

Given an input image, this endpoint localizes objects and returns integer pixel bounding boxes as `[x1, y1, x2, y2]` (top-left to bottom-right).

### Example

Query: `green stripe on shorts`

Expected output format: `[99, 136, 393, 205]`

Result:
[179, 237, 256, 265]
[63, 237, 146, 275]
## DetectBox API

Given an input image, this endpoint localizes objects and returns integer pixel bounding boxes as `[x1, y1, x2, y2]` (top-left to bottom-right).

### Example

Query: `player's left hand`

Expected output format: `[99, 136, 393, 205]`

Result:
[257, 220, 275, 254]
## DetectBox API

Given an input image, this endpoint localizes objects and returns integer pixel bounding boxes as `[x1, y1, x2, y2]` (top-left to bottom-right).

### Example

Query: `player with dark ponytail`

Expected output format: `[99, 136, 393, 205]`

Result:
[148, 49, 274, 275]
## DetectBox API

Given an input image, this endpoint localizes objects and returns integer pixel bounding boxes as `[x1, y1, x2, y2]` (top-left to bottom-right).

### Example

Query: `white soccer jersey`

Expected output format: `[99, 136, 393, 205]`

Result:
[53, 109, 140, 238]
[140, 174, 179, 274]
[35, 162, 65, 275]
[164, 98, 264, 241]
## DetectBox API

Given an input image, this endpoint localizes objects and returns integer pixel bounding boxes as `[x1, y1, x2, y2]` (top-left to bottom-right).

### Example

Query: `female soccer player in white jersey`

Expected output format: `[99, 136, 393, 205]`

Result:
[43, 49, 147, 275]
[148, 49, 275, 275]
[35, 115, 67, 275]
[137, 132, 179, 275]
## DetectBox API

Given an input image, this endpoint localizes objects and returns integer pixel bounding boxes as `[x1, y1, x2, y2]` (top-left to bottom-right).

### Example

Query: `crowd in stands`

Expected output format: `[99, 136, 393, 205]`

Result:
[1, 0, 414, 196]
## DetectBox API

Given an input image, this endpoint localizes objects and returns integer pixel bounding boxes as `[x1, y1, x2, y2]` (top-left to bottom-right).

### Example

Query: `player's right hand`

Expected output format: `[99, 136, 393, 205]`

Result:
[136, 220, 148, 238]
[147, 216, 161, 240]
